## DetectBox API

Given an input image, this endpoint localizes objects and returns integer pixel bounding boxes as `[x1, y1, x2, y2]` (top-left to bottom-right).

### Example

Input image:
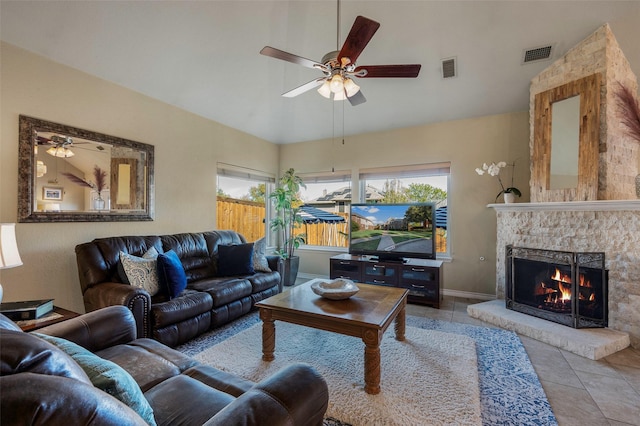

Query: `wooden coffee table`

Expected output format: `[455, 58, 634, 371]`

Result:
[255, 279, 408, 394]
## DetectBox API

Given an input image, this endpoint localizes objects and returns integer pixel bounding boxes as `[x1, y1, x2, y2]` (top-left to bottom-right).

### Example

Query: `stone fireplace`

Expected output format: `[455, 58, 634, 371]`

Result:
[467, 23, 639, 357]
[474, 201, 638, 357]
[505, 245, 608, 329]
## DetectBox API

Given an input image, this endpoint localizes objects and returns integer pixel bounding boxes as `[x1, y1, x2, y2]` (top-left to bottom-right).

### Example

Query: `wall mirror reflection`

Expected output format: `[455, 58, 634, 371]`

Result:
[18, 115, 154, 222]
[550, 95, 581, 190]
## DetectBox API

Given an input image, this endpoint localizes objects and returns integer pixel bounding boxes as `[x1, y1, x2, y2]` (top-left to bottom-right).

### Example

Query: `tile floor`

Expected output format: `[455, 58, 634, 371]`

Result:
[407, 296, 640, 426]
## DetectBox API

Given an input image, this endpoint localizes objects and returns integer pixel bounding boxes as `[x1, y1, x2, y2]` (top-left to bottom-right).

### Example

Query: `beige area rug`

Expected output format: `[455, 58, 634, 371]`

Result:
[194, 322, 482, 426]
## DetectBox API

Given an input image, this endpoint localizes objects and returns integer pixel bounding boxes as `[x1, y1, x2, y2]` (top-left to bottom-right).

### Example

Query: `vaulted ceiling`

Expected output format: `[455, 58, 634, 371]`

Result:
[2, 1, 639, 144]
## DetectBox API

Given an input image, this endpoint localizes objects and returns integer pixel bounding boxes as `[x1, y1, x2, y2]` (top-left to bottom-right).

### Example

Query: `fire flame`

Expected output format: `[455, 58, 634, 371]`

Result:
[542, 268, 595, 304]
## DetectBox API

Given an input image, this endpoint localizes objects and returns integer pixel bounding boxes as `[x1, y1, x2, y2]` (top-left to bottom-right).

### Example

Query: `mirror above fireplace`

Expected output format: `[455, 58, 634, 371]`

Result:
[531, 73, 601, 202]
[18, 115, 155, 222]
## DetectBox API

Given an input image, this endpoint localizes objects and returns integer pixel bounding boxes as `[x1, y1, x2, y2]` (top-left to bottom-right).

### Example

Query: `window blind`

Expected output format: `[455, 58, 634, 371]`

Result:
[359, 162, 451, 180]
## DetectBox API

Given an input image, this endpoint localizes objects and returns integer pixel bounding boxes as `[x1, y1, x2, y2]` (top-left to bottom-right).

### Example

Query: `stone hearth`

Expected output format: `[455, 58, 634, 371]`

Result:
[468, 300, 629, 360]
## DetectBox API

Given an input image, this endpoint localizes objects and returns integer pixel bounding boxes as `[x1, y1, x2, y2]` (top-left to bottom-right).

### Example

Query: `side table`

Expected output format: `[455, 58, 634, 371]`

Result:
[15, 306, 80, 332]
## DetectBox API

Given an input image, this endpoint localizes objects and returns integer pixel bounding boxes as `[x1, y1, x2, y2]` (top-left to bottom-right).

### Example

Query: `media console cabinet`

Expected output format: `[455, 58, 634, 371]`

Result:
[329, 254, 443, 308]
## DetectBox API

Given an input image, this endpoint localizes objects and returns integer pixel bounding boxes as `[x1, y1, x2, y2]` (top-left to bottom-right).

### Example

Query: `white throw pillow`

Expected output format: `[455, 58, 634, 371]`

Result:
[119, 247, 160, 296]
[252, 238, 271, 272]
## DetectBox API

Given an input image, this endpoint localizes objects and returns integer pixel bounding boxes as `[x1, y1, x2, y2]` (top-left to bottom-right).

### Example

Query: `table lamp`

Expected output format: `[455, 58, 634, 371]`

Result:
[0, 223, 23, 303]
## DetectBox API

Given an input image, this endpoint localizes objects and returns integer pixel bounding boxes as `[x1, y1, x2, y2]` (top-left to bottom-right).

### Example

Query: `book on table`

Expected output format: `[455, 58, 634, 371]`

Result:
[0, 299, 54, 320]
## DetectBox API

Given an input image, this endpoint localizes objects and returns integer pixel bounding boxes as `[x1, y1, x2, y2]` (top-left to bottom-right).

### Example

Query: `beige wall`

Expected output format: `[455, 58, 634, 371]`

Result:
[280, 111, 531, 297]
[0, 42, 279, 313]
[0, 41, 531, 311]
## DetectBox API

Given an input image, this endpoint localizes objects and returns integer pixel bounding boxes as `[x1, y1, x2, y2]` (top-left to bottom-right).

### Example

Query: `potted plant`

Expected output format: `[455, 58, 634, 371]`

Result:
[475, 161, 521, 203]
[270, 168, 306, 286]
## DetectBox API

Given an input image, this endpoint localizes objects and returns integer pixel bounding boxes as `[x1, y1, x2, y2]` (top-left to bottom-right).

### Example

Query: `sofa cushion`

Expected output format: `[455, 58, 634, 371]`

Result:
[217, 243, 255, 276]
[35, 333, 156, 426]
[150, 289, 213, 328]
[119, 248, 161, 296]
[252, 237, 271, 272]
[160, 233, 214, 283]
[0, 329, 91, 384]
[189, 277, 253, 308]
[96, 338, 197, 393]
[157, 250, 187, 298]
[0, 374, 149, 426]
[247, 270, 281, 293]
[144, 375, 234, 426]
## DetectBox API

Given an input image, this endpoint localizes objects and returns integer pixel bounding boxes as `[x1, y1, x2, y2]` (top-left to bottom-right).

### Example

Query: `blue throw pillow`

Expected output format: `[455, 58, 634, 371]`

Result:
[157, 250, 187, 298]
[34, 333, 156, 426]
[217, 243, 255, 276]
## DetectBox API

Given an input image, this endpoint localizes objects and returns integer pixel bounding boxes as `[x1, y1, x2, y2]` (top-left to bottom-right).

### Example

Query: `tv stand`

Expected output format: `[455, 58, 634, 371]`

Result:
[330, 254, 443, 308]
[370, 256, 406, 264]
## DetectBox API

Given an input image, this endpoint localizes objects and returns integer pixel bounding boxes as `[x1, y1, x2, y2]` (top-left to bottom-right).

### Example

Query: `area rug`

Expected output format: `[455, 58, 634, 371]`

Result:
[177, 312, 558, 426]
[194, 322, 482, 426]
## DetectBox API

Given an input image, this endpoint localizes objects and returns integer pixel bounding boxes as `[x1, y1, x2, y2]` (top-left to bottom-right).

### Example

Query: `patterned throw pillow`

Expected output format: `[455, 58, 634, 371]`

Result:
[119, 248, 160, 296]
[253, 237, 271, 272]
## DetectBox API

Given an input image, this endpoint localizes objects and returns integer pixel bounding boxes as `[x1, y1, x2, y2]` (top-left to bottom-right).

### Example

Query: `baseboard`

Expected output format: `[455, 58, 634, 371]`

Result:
[442, 289, 496, 301]
[296, 273, 496, 301]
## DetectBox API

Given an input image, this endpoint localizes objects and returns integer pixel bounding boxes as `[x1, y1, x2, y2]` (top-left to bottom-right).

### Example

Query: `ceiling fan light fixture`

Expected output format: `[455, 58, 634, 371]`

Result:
[46, 146, 74, 158]
[36, 160, 47, 177]
[329, 74, 344, 93]
[317, 80, 332, 98]
[344, 78, 360, 97]
[333, 90, 347, 101]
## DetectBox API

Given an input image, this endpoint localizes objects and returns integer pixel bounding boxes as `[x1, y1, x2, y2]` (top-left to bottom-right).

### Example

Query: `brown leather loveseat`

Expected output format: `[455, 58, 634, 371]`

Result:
[0, 305, 329, 425]
[76, 230, 281, 346]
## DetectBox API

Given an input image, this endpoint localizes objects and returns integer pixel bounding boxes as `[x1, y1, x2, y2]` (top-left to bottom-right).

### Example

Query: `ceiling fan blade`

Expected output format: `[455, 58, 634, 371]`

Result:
[338, 16, 380, 66]
[347, 90, 367, 106]
[260, 46, 323, 70]
[354, 64, 422, 78]
[282, 78, 327, 98]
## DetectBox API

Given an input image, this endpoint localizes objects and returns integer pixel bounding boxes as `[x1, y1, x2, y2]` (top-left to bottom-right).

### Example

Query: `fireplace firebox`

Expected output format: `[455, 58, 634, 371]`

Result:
[506, 245, 608, 328]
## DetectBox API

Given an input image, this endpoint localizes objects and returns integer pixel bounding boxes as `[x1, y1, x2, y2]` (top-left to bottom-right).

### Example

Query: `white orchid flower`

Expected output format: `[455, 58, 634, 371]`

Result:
[482, 163, 489, 170]
[488, 163, 501, 176]
[497, 161, 507, 168]
[475, 168, 485, 175]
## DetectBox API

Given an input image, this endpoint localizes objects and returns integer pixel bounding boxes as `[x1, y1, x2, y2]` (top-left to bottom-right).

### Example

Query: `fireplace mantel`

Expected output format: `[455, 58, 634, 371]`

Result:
[488, 200, 640, 212]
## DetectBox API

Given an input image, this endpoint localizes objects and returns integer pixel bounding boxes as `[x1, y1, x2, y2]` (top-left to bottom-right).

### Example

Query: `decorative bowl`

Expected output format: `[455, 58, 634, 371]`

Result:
[311, 279, 359, 300]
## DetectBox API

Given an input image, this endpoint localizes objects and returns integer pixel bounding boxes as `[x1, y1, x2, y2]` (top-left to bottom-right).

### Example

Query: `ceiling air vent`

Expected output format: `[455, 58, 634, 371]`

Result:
[522, 44, 554, 64]
[441, 57, 457, 79]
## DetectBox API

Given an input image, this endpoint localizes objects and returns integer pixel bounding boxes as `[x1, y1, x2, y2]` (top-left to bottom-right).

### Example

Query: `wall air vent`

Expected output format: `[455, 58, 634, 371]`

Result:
[441, 57, 457, 79]
[522, 44, 554, 64]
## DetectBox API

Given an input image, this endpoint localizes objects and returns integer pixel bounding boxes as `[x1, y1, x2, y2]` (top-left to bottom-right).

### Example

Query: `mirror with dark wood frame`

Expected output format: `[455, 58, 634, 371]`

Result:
[18, 115, 155, 222]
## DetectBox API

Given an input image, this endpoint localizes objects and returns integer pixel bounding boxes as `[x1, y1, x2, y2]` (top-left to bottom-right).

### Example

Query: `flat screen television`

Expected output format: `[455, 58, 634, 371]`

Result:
[349, 203, 437, 261]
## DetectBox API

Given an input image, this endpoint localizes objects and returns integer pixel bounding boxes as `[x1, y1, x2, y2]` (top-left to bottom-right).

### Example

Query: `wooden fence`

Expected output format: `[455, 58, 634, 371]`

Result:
[216, 197, 266, 242]
[217, 198, 447, 253]
[299, 212, 349, 247]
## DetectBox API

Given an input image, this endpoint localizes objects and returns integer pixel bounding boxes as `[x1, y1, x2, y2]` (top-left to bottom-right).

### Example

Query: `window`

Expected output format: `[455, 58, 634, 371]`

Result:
[297, 171, 352, 248]
[359, 163, 450, 256]
[216, 164, 274, 242]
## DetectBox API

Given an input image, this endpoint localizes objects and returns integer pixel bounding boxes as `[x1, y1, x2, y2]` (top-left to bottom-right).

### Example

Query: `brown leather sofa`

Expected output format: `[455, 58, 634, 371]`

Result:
[0, 305, 329, 426]
[76, 230, 281, 346]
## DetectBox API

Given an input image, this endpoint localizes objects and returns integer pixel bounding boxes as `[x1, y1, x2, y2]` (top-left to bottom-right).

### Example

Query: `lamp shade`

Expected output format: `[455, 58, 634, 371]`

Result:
[0, 223, 23, 269]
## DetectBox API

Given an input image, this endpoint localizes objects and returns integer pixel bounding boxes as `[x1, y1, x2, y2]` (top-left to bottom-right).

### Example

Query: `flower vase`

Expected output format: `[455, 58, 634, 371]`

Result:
[503, 192, 516, 204]
[94, 194, 105, 210]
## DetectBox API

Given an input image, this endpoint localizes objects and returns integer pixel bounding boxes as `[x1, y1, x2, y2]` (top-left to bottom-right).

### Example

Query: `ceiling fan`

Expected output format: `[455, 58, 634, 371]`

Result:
[260, 14, 421, 106]
[35, 133, 105, 158]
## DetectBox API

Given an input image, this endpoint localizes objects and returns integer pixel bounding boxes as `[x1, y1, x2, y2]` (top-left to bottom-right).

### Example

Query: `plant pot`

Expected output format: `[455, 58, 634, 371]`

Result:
[503, 192, 516, 204]
[279, 256, 300, 287]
